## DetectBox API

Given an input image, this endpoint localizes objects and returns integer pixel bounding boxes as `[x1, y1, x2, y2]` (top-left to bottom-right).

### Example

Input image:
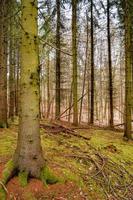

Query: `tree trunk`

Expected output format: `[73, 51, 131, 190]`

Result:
[107, 0, 114, 127]
[79, 13, 89, 124]
[13, 0, 45, 177]
[15, 43, 20, 116]
[90, 0, 94, 124]
[124, 0, 132, 139]
[47, 52, 50, 118]
[0, 0, 7, 128]
[72, 0, 78, 125]
[55, 0, 61, 119]
[9, 16, 15, 120]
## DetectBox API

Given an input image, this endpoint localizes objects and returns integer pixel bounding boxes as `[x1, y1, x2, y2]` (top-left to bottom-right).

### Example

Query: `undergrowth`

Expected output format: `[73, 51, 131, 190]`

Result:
[0, 124, 133, 200]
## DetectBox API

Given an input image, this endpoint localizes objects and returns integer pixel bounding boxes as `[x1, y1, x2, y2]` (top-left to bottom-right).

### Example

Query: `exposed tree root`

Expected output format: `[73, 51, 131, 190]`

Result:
[0, 160, 60, 200]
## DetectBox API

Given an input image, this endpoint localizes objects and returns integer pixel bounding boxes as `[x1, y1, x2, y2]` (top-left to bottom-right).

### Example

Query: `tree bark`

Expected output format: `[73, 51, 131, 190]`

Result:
[13, 0, 45, 177]
[79, 13, 89, 124]
[72, 0, 78, 125]
[107, 0, 114, 127]
[124, 0, 132, 139]
[55, 0, 61, 119]
[9, 13, 15, 120]
[47, 52, 50, 118]
[90, 0, 94, 124]
[0, 0, 7, 128]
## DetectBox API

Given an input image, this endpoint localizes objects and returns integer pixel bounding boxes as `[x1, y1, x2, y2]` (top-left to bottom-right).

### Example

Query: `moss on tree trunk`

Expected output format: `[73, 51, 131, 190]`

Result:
[0, 1, 59, 199]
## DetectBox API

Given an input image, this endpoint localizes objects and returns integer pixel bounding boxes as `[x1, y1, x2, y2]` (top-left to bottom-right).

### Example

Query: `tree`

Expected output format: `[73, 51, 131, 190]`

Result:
[90, 0, 94, 124]
[0, 2, 57, 196]
[124, 0, 132, 139]
[55, 0, 61, 119]
[9, 0, 16, 120]
[107, 0, 114, 127]
[13, 0, 45, 177]
[79, 12, 89, 123]
[72, 0, 78, 125]
[0, 0, 8, 128]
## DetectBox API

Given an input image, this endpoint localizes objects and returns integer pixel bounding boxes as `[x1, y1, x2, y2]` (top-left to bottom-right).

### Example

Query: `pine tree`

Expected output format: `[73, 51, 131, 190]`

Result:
[124, 0, 132, 139]
[72, 0, 78, 125]
[90, 0, 94, 124]
[107, 0, 114, 127]
[55, 0, 61, 119]
[0, 0, 8, 128]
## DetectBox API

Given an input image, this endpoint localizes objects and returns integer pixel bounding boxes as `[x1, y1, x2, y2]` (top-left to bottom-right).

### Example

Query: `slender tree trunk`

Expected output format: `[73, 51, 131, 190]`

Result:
[87, 50, 91, 124]
[55, 0, 61, 119]
[107, 0, 114, 127]
[13, 0, 45, 177]
[124, 0, 132, 139]
[9, 19, 15, 120]
[0, 0, 7, 128]
[47, 52, 50, 118]
[90, 0, 94, 124]
[68, 82, 73, 123]
[72, 0, 78, 125]
[15, 44, 20, 116]
[79, 13, 89, 123]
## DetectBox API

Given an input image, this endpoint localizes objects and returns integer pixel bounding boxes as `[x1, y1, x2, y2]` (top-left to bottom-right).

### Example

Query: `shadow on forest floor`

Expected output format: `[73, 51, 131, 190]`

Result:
[0, 120, 133, 200]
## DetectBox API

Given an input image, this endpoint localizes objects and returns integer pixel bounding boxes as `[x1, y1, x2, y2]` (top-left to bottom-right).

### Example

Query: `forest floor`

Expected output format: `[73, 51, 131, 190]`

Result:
[0, 120, 133, 200]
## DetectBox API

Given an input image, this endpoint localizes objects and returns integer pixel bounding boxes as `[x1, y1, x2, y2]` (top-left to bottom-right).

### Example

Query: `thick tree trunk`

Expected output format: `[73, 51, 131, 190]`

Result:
[55, 0, 61, 119]
[107, 0, 114, 127]
[0, 0, 7, 128]
[13, 0, 45, 177]
[72, 0, 78, 125]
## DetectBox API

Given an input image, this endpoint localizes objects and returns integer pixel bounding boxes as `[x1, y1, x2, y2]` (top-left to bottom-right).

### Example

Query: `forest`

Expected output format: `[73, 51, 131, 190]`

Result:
[0, 0, 133, 199]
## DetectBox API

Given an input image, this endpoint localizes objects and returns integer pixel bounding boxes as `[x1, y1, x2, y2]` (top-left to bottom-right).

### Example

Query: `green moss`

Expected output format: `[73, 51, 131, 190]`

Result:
[62, 168, 84, 187]
[19, 171, 28, 187]
[87, 178, 105, 200]
[2, 160, 15, 184]
[0, 160, 15, 200]
[0, 187, 6, 200]
[41, 135, 58, 150]
[40, 166, 59, 185]
[0, 129, 16, 157]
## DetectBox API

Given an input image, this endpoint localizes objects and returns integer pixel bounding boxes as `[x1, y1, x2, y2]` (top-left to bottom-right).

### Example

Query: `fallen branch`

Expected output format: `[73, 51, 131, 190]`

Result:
[58, 92, 88, 119]
[0, 181, 8, 194]
[40, 122, 91, 141]
[52, 122, 91, 141]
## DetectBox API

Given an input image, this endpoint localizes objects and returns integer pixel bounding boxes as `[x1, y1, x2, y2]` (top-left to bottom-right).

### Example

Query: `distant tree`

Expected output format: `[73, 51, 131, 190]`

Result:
[55, 0, 61, 119]
[72, 0, 78, 125]
[107, 0, 114, 127]
[90, 0, 94, 124]
[9, 0, 16, 120]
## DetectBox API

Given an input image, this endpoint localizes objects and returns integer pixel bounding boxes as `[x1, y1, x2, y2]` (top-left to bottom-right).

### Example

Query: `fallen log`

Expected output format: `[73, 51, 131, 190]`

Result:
[40, 122, 91, 141]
